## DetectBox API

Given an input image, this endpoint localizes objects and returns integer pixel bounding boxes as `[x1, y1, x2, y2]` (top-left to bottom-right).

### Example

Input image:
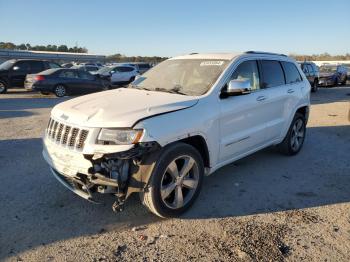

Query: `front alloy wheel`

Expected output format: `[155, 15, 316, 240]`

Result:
[140, 143, 204, 218]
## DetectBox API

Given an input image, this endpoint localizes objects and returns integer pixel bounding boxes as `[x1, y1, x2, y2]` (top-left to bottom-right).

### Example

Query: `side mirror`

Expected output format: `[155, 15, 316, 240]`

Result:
[223, 79, 251, 97]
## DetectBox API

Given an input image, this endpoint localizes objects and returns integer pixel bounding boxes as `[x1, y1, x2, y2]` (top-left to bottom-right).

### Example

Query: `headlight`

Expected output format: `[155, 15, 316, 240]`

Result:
[97, 129, 143, 145]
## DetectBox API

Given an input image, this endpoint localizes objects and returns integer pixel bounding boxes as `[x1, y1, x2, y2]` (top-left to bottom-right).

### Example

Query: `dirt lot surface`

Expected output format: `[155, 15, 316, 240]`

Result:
[0, 87, 349, 261]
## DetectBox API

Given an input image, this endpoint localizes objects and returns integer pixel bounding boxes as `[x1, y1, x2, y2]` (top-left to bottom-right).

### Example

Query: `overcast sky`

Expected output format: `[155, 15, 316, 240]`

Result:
[0, 0, 349, 56]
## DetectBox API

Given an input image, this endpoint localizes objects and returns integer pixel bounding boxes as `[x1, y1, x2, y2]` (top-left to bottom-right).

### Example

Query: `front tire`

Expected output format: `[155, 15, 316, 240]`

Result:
[54, 84, 66, 97]
[0, 80, 8, 94]
[140, 143, 204, 218]
[277, 113, 306, 156]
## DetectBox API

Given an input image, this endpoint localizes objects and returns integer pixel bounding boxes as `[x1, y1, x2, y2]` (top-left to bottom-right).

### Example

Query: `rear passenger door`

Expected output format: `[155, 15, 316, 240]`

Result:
[258, 60, 288, 142]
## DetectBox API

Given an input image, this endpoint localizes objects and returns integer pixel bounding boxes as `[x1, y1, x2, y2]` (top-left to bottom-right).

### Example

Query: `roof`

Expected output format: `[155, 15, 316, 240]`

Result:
[170, 53, 242, 60]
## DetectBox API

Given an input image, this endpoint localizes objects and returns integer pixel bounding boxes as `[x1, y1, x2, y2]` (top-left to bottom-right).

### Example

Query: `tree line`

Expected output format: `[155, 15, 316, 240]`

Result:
[0, 42, 88, 53]
[289, 53, 350, 61]
[105, 53, 168, 64]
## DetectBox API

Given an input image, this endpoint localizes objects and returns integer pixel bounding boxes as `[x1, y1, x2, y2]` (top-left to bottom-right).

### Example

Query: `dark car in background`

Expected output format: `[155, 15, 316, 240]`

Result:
[318, 64, 348, 87]
[299, 61, 319, 92]
[0, 59, 61, 94]
[24, 68, 110, 97]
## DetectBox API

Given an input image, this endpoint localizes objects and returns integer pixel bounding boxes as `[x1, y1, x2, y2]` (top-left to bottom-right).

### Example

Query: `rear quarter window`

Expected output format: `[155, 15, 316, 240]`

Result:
[281, 62, 302, 84]
[260, 60, 285, 88]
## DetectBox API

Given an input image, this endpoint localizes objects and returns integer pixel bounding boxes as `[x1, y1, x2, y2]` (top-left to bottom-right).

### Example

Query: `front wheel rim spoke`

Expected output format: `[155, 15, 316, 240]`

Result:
[161, 182, 176, 199]
[182, 178, 197, 189]
[174, 186, 184, 208]
[167, 161, 179, 178]
[179, 157, 195, 178]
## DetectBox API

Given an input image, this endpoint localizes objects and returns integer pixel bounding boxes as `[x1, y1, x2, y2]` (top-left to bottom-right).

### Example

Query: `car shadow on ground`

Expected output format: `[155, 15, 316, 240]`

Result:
[0, 125, 349, 259]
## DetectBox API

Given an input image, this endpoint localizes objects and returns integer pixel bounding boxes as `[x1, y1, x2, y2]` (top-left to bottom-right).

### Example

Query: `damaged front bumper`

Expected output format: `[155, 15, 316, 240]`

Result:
[43, 136, 160, 207]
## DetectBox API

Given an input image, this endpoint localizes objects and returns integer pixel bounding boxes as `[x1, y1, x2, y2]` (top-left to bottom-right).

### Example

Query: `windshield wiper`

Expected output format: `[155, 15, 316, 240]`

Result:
[155, 86, 187, 95]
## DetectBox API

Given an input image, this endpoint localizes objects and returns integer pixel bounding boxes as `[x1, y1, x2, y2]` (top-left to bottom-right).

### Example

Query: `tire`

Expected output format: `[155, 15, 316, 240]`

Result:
[101, 80, 110, 91]
[140, 142, 204, 218]
[0, 80, 8, 94]
[277, 113, 306, 156]
[54, 84, 67, 97]
[311, 79, 318, 92]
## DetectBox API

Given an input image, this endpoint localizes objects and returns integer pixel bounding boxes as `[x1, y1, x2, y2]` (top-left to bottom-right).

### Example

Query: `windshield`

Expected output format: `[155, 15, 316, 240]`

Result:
[0, 60, 16, 70]
[96, 66, 114, 74]
[131, 59, 229, 96]
[319, 65, 337, 73]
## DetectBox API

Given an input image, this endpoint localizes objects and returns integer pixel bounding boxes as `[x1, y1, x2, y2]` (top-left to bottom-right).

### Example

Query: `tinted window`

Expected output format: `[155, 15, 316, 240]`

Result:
[260, 60, 285, 88]
[13, 61, 31, 71]
[230, 60, 260, 90]
[29, 61, 44, 72]
[59, 70, 78, 78]
[118, 66, 134, 72]
[282, 62, 302, 84]
[139, 64, 150, 69]
[78, 71, 95, 80]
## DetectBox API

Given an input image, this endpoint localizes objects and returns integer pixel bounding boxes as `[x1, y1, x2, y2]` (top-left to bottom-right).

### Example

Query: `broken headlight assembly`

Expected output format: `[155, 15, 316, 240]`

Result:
[97, 128, 144, 145]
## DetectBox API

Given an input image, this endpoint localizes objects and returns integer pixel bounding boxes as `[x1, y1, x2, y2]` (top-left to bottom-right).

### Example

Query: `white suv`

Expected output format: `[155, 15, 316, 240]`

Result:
[43, 52, 310, 217]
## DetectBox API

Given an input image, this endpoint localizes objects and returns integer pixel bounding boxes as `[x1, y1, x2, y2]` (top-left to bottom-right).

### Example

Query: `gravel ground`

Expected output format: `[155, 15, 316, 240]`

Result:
[0, 87, 349, 262]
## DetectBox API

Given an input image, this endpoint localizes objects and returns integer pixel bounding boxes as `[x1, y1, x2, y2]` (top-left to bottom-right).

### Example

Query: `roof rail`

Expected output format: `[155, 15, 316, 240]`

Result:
[245, 51, 287, 57]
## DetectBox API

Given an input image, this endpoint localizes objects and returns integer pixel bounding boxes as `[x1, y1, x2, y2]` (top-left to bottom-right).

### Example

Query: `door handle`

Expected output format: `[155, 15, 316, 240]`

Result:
[287, 89, 295, 93]
[256, 96, 267, 101]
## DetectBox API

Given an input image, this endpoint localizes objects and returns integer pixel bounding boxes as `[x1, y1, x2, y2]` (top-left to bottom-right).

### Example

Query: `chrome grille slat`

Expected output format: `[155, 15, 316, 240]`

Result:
[45, 118, 89, 151]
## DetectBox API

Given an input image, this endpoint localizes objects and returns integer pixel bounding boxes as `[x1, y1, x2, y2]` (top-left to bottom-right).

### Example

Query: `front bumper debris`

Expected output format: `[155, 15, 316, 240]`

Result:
[43, 138, 161, 208]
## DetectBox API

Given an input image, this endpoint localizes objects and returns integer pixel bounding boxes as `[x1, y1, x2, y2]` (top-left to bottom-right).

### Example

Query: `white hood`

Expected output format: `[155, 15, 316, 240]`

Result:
[51, 88, 198, 127]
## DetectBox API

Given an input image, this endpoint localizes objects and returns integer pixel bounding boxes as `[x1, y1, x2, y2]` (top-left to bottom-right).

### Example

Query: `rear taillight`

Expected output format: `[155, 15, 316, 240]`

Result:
[35, 75, 45, 81]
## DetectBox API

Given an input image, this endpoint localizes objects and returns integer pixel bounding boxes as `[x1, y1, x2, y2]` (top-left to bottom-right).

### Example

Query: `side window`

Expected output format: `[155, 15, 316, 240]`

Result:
[230, 60, 260, 90]
[30, 61, 44, 73]
[281, 62, 302, 84]
[301, 64, 308, 74]
[260, 60, 285, 88]
[59, 70, 78, 78]
[13, 61, 31, 72]
[78, 71, 95, 80]
[123, 66, 134, 72]
[307, 64, 314, 74]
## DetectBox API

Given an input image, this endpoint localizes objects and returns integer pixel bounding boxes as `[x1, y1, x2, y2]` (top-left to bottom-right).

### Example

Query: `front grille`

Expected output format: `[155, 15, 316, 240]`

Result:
[46, 118, 89, 150]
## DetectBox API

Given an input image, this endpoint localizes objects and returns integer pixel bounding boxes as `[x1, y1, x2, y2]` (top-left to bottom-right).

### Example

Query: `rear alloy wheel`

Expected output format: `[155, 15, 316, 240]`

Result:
[54, 85, 66, 97]
[101, 80, 110, 91]
[140, 143, 204, 218]
[277, 113, 306, 155]
[311, 79, 318, 92]
[0, 80, 8, 94]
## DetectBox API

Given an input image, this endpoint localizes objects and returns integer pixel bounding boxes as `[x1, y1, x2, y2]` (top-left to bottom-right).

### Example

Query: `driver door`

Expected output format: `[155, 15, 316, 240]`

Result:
[219, 60, 271, 162]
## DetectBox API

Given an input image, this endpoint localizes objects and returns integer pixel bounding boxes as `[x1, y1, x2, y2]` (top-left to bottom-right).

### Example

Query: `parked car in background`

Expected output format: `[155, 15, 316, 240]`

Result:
[318, 64, 348, 87]
[125, 62, 152, 74]
[299, 61, 319, 92]
[93, 65, 139, 85]
[80, 62, 103, 67]
[24, 68, 110, 97]
[0, 59, 61, 94]
[72, 65, 100, 73]
[42, 51, 310, 217]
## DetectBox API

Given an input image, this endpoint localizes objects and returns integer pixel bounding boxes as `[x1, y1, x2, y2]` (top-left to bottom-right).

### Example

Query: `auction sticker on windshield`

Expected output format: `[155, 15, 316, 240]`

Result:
[200, 61, 224, 66]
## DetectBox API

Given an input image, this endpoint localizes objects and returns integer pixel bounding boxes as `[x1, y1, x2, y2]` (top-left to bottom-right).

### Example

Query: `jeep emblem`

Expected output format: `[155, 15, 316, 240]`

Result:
[60, 114, 69, 120]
